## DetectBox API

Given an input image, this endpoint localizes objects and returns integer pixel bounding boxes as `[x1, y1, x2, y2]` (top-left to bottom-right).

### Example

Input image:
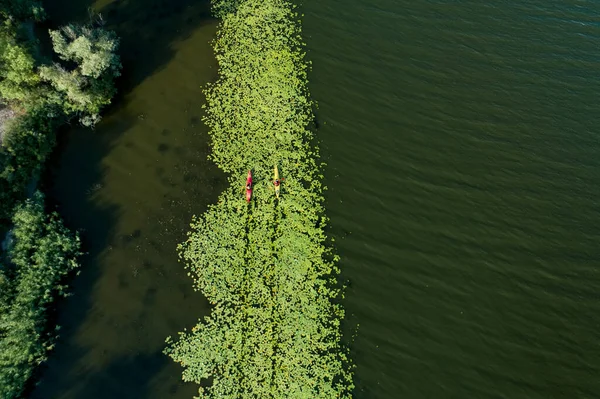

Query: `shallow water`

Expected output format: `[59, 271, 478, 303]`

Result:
[31, 0, 224, 398]
[303, 0, 600, 397]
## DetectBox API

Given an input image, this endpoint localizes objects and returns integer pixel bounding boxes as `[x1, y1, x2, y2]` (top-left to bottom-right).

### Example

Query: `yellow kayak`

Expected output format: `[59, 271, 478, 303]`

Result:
[274, 165, 280, 199]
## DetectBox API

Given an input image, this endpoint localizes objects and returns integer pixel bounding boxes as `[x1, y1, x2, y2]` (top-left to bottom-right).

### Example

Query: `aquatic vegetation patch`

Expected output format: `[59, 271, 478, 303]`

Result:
[164, 0, 354, 397]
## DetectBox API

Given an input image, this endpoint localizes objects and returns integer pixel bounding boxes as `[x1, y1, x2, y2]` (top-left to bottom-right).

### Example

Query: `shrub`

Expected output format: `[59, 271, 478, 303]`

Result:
[0, 0, 44, 21]
[0, 192, 81, 399]
[0, 18, 41, 104]
[0, 106, 58, 222]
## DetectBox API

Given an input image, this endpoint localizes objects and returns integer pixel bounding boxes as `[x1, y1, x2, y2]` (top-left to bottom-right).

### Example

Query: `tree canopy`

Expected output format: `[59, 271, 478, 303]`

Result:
[40, 24, 121, 126]
[0, 192, 81, 399]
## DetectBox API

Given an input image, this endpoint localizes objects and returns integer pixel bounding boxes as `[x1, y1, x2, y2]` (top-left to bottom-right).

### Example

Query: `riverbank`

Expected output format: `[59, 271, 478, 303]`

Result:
[0, 3, 120, 397]
[27, 0, 222, 396]
[164, 0, 354, 397]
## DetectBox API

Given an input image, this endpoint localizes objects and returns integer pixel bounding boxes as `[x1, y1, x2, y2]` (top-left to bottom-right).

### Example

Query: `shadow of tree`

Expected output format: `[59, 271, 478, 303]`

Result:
[99, 0, 215, 97]
[35, 350, 197, 399]
[41, 0, 215, 100]
[26, 0, 224, 398]
[32, 106, 221, 399]
[28, 109, 135, 399]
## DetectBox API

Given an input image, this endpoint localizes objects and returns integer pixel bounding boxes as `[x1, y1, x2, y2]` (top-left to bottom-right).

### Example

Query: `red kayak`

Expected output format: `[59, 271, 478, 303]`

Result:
[245, 170, 253, 203]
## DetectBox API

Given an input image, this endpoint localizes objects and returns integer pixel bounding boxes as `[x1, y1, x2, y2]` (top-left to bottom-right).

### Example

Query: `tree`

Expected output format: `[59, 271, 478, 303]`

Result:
[0, 106, 57, 221]
[0, 19, 40, 104]
[39, 24, 121, 126]
[0, 192, 81, 399]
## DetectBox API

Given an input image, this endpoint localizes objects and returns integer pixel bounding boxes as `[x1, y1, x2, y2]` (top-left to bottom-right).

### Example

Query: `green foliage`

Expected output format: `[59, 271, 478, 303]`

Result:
[0, 0, 44, 21]
[0, 5, 114, 397]
[165, 0, 354, 397]
[210, 0, 242, 18]
[0, 18, 41, 104]
[0, 39, 39, 101]
[40, 24, 121, 126]
[48, 25, 121, 79]
[0, 106, 59, 222]
[204, 0, 314, 175]
[0, 4, 121, 125]
[0, 14, 121, 219]
[0, 192, 81, 399]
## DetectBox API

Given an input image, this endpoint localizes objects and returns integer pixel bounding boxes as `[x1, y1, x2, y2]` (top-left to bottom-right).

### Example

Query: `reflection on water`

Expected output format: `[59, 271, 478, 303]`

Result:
[32, 0, 224, 398]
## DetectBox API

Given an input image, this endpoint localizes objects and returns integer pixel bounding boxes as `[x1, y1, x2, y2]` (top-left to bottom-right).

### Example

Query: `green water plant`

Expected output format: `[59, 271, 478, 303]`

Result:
[164, 0, 354, 397]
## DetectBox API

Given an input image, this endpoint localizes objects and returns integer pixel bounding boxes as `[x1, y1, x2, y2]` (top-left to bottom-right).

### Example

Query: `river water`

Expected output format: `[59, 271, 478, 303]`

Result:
[303, 0, 600, 398]
[32, 0, 599, 398]
[32, 0, 223, 398]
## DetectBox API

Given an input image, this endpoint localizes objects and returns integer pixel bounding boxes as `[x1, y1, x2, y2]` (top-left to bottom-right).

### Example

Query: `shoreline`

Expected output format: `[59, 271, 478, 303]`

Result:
[0, 6, 120, 397]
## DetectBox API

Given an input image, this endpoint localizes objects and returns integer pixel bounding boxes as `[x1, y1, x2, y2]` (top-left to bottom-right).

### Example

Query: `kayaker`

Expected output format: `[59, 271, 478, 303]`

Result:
[274, 179, 280, 187]
[246, 183, 252, 190]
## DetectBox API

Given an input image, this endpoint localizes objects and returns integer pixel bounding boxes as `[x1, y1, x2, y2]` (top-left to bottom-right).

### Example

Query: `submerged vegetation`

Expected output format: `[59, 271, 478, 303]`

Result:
[0, 1, 120, 396]
[164, 0, 354, 397]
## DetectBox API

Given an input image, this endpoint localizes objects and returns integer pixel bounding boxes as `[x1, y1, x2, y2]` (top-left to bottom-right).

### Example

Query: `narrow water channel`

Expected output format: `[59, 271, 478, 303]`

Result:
[31, 0, 224, 398]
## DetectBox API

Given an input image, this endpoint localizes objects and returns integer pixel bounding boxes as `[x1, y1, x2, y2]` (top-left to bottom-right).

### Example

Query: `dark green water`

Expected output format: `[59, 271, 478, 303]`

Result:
[31, 0, 600, 398]
[303, 0, 600, 398]
[31, 0, 223, 397]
